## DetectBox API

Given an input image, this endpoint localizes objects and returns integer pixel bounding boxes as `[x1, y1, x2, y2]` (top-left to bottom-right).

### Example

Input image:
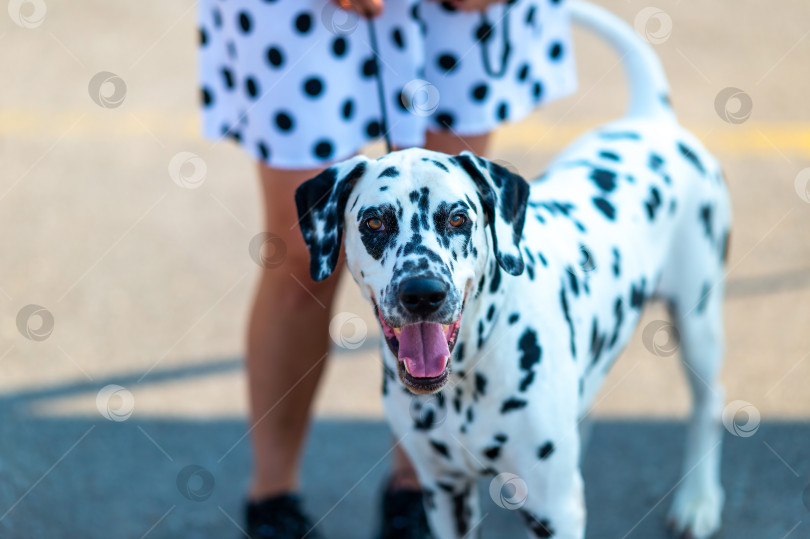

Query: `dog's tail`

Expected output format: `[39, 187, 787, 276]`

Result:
[568, 1, 674, 120]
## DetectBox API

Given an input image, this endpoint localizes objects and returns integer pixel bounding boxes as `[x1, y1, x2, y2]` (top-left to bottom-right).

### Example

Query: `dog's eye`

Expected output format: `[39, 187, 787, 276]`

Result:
[448, 214, 466, 228]
[366, 217, 384, 231]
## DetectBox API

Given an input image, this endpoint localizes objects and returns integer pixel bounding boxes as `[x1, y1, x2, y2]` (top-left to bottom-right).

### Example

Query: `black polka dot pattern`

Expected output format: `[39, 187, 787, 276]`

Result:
[266, 47, 283, 67]
[294, 12, 312, 34]
[303, 77, 324, 98]
[198, 0, 577, 168]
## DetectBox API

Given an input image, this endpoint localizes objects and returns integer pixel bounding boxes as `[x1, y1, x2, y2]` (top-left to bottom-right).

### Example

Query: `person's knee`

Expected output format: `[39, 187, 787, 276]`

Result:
[258, 247, 340, 310]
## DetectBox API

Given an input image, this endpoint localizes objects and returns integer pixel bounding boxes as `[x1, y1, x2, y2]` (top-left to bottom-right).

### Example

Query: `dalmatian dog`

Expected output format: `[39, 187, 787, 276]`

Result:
[295, 2, 730, 537]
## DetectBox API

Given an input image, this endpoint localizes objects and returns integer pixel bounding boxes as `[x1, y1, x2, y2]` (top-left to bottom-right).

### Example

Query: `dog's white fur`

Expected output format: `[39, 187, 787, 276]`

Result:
[296, 2, 731, 537]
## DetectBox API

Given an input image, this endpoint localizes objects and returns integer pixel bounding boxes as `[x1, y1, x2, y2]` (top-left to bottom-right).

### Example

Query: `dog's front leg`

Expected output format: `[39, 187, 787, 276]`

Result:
[419, 475, 481, 539]
[515, 467, 585, 539]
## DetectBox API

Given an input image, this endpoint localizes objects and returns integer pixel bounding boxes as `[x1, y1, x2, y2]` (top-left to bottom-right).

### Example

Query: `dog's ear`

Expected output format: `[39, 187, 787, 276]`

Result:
[295, 155, 370, 281]
[452, 151, 530, 276]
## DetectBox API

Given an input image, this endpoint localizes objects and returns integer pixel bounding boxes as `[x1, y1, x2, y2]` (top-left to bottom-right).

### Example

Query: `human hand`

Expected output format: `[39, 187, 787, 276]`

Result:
[331, 0, 384, 18]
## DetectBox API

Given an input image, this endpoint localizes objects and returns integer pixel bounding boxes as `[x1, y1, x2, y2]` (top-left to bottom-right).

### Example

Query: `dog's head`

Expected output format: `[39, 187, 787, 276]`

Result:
[295, 149, 530, 394]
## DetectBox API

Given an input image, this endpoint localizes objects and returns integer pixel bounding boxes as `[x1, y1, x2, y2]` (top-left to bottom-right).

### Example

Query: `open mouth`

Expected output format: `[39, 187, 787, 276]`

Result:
[377, 309, 462, 394]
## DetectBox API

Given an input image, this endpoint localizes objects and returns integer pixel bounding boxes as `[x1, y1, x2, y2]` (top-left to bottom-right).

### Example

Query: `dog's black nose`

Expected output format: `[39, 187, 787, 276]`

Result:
[399, 278, 448, 315]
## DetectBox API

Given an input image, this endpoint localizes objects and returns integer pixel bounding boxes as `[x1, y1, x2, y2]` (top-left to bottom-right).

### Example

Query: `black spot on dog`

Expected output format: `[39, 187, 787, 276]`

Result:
[489, 263, 502, 293]
[455, 342, 465, 364]
[483, 446, 501, 460]
[466, 405, 474, 423]
[538, 441, 554, 460]
[486, 305, 496, 321]
[590, 317, 607, 366]
[567, 267, 579, 296]
[500, 397, 528, 413]
[519, 330, 541, 371]
[474, 372, 487, 397]
[699, 204, 713, 239]
[609, 297, 623, 347]
[379, 186, 389, 192]
[612, 248, 621, 277]
[593, 197, 616, 220]
[521, 512, 555, 538]
[590, 168, 617, 192]
[508, 313, 520, 325]
[431, 159, 450, 172]
[494, 433, 508, 443]
[630, 278, 647, 309]
[378, 166, 399, 179]
[598, 131, 640, 140]
[678, 142, 705, 174]
[696, 282, 711, 313]
[649, 153, 664, 171]
[414, 407, 435, 430]
[599, 150, 620, 161]
[560, 286, 576, 357]
[645, 186, 662, 220]
[358, 204, 399, 260]
[720, 229, 731, 263]
[519, 371, 535, 392]
[452, 484, 472, 536]
[429, 440, 451, 459]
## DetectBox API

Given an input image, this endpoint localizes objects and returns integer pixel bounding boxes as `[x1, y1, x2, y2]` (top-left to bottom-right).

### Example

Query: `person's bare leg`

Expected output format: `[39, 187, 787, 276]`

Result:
[388, 129, 492, 490]
[247, 163, 342, 500]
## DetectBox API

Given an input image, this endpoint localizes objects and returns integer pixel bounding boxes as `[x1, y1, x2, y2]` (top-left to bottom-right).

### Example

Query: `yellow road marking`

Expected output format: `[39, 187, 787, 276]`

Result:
[1, 109, 809, 158]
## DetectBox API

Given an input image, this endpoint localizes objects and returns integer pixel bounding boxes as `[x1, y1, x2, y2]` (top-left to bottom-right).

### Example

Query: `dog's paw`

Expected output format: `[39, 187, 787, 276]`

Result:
[666, 481, 724, 539]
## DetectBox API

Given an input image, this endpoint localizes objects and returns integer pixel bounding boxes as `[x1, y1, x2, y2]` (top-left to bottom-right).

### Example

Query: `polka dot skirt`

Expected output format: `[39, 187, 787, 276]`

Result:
[198, 0, 577, 169]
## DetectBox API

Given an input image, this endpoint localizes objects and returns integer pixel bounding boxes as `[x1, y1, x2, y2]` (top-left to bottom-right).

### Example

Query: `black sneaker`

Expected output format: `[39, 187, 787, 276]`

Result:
[245, 494, 322, 539]
[378, 489, 432, 539]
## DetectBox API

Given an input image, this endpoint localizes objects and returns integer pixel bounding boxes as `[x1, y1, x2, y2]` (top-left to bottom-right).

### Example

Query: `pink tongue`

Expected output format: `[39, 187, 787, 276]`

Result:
[398, 322, 449, 378]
